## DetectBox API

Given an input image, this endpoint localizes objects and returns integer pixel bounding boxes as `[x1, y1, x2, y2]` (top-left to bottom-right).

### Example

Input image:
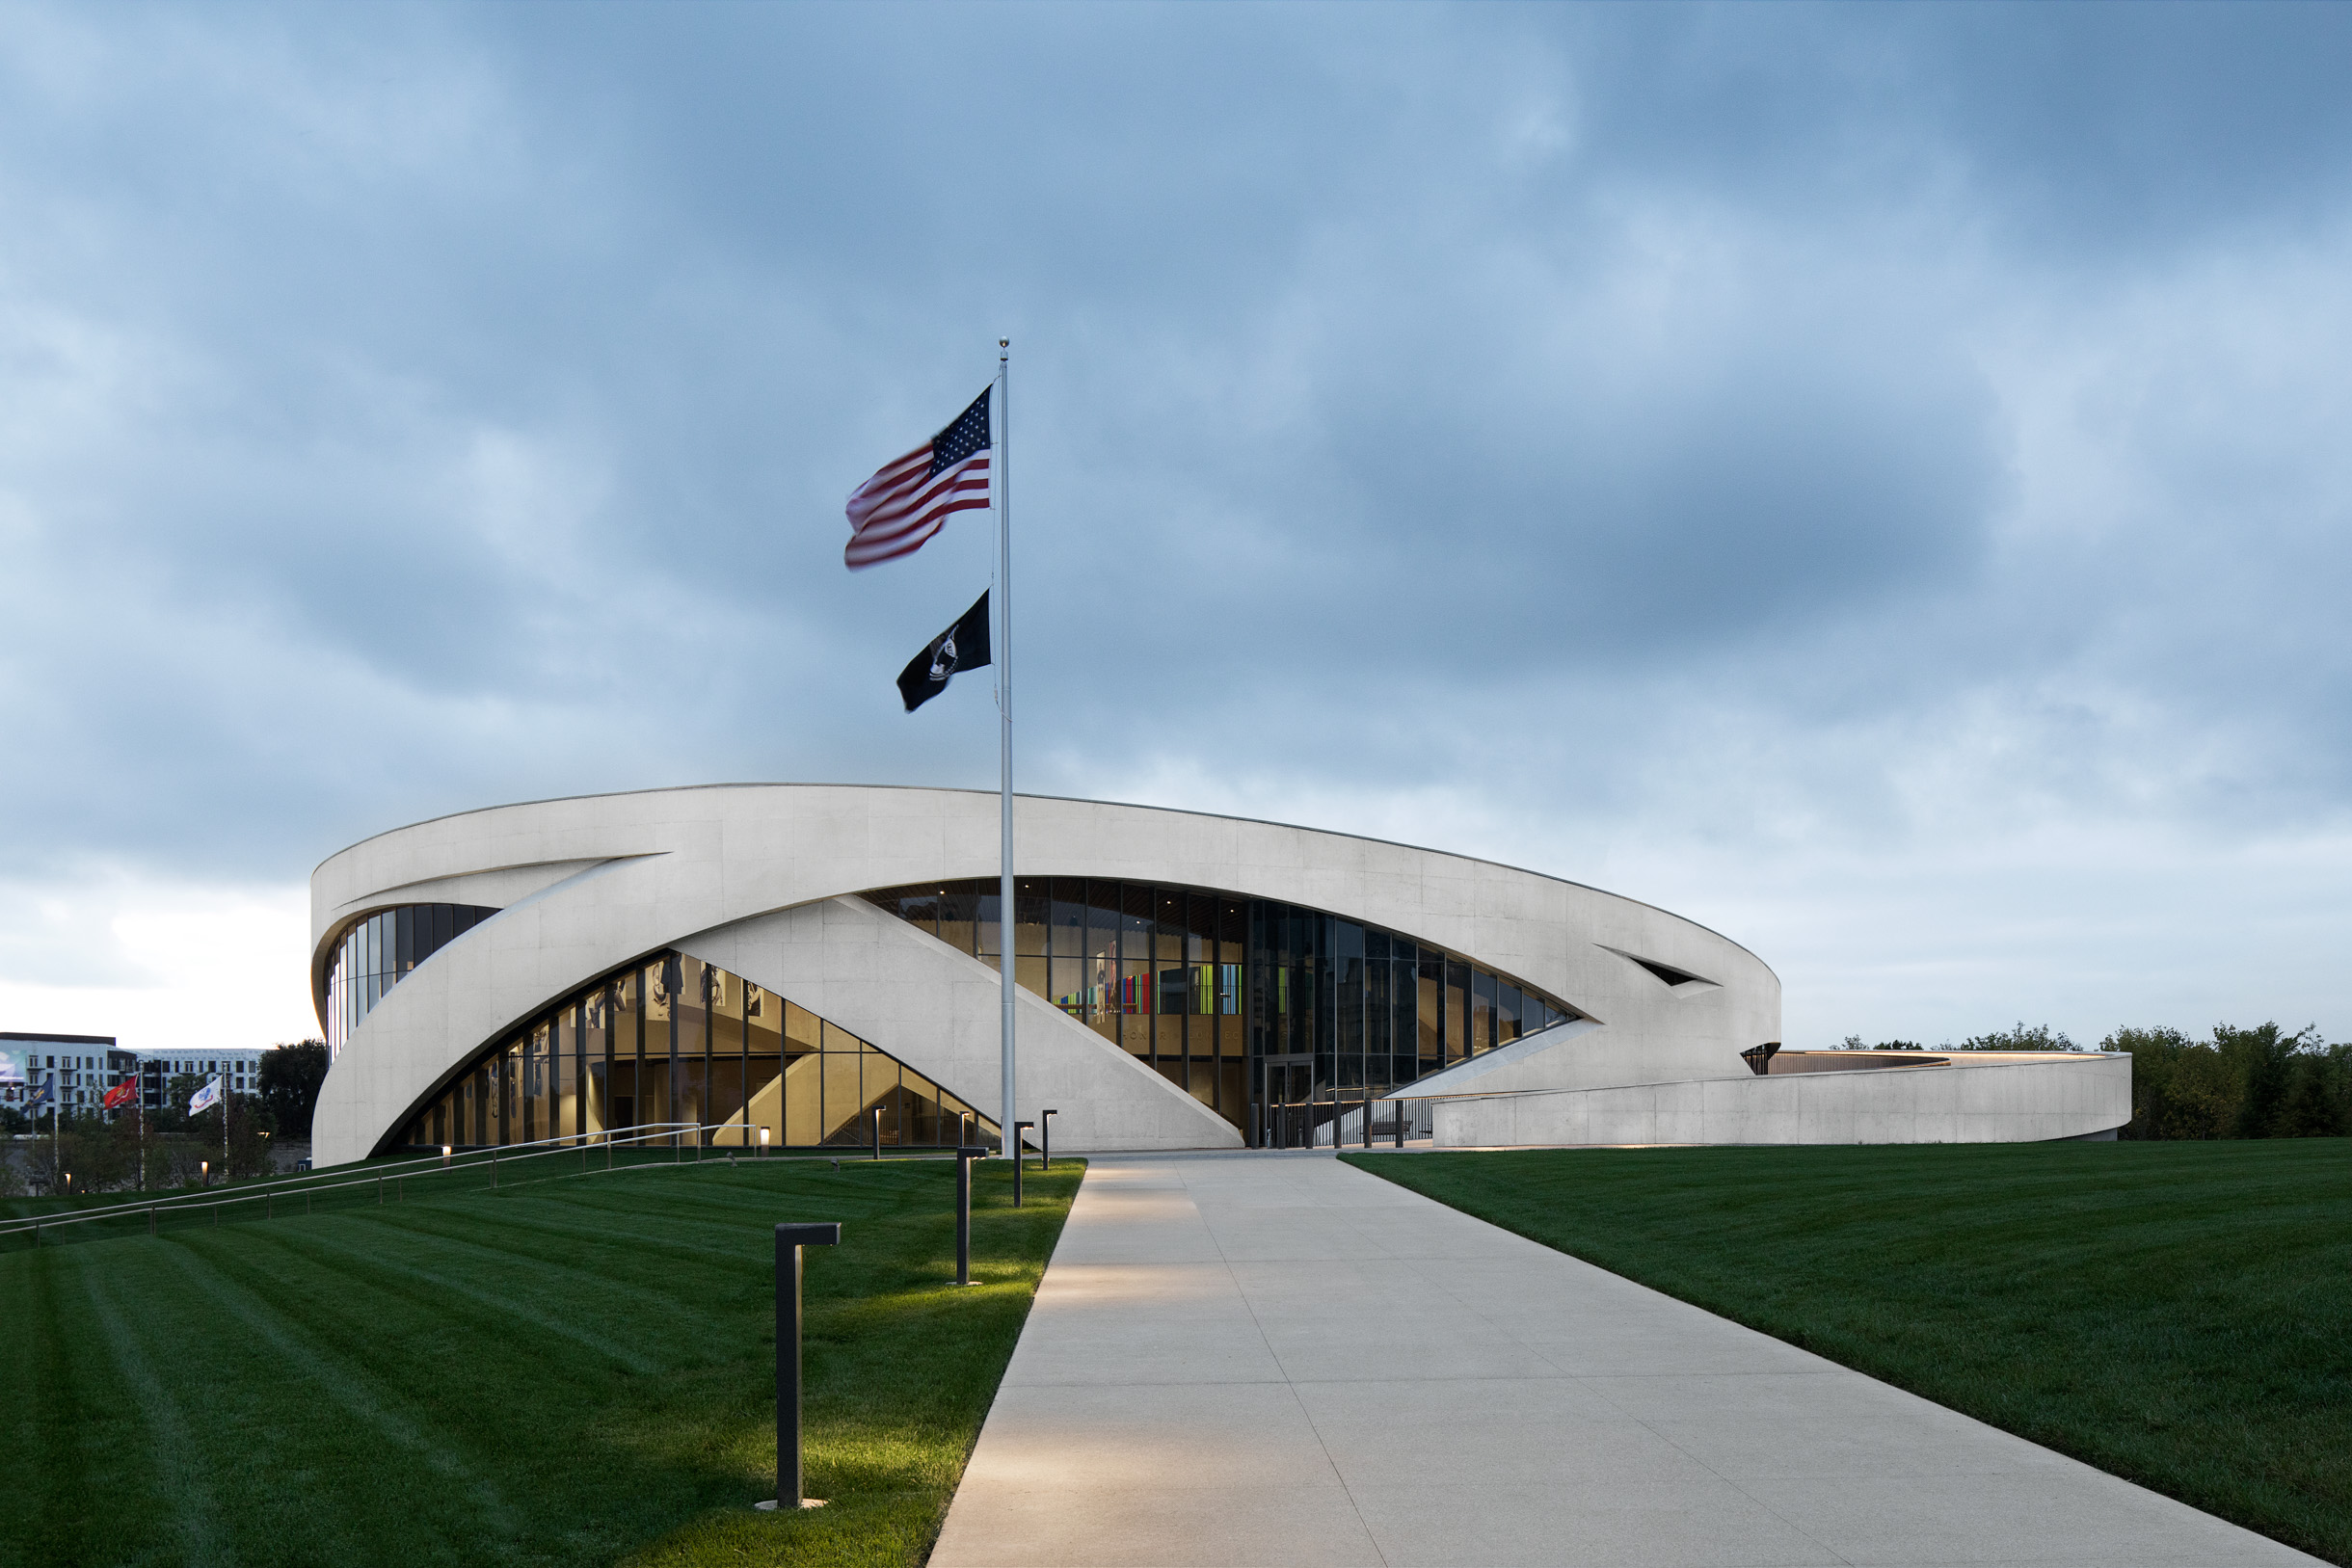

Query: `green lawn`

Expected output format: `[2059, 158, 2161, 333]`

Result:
[1345, 1139, 2352, 1565]
[1, 1153, 1081, 1568]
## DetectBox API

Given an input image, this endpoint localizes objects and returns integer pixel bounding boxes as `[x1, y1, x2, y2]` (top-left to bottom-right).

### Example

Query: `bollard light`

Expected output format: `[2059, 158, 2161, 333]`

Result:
[759, 1125, 770, 1157]
[442, 1144, 452, 1168]
[1040, 1108, 1057, 1172]
[871, 1106, 882, 1161]
[952, 1145, 986, 1286]
[757, 1221, 842, 1513]
[1012, 1121, 1034, 1208]
[200, 1160, 209, 1187]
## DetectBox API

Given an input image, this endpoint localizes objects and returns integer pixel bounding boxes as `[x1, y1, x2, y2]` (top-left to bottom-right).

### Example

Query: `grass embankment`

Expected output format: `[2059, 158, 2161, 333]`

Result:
[1, 1154, 1081, 1568]
[1345, 1140, 2352, 1564]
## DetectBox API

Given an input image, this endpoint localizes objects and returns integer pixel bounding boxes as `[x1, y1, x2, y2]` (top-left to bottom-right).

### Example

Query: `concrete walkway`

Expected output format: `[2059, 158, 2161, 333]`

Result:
[930, 1151, 2320, 1568]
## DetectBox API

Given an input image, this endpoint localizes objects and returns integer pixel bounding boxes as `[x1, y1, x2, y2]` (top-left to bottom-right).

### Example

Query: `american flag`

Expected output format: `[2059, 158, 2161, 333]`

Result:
[842, 385, 993, 570]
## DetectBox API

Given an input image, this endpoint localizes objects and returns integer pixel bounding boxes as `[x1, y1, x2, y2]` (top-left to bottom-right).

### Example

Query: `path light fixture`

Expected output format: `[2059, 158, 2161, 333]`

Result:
[872, 1106, 883, 1161]
[200, 1160, 209, 1187]
[1040, 1108, 1057, 1171]
[1013, 1121, 1033, 1208]
[953, 1145, 986, 1286]
[441, 1144, 452, 1168]
[759, 1125, 770, 1157]
[757, 1222, 842, 1513]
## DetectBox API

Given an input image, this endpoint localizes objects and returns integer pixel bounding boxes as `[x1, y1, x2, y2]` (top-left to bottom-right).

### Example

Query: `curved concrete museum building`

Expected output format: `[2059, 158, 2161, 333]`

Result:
[308, 784, 2128, 1166]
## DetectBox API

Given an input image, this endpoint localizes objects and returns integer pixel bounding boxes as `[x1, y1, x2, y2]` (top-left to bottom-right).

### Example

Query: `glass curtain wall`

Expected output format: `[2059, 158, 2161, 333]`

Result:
[388, 948, 999, 1156]
[325, 904, 499, 1058]
[861, 879, 1580, 1145]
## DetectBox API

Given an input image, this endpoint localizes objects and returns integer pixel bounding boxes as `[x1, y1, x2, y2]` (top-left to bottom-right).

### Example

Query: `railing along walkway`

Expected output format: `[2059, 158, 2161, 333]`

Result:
[0, 1124, 958, 1252]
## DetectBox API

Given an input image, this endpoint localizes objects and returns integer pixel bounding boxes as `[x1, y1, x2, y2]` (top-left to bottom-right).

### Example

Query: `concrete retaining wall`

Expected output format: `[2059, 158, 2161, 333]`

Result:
[1427, 1053, 2131, 1147]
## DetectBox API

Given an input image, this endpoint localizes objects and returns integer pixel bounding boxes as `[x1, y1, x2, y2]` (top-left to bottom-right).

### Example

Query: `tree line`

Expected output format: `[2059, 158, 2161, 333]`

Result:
[1839, 1022, 2350, 1139]
[0, 1040, 329, 1196]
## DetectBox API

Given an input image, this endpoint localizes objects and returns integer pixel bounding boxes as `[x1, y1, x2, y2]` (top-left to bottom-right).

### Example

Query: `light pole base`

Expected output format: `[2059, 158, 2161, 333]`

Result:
[756, 1498, 827, 1511]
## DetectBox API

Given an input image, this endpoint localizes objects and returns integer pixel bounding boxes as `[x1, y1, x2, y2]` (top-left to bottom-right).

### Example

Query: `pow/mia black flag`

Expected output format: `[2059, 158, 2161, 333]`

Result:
[897, 591, 992, 712]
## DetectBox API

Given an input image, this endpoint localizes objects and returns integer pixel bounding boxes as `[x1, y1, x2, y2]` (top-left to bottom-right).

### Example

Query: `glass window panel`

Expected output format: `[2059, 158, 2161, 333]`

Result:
[1366, 956, 1390, 1058]
[976, 885, 1002, 957]
[1119, 1013, 1153, 1057]
[1156, 890, 1186, 962]
[744, 1049, 782, 1146]
[820, 1047, 864, 1144]
[891, 889, 941, 932]
[1049, 957, 1085, 1020]
[1119, 883, 1154, 965]
[785, 1000, 821, 1054]
[645, 959, 674, 1024]
[938, 886, 977, 954]
[1156, 954, 1188, 1019]
[866, 1045, 900, 1144]
[1218, 898, 1246, 966]
[681, 958, 712, 1064]
[708, 1051, 743, 1141]
[1365, 926, 1390, 963]
[1395, 957, 1419, 1068]
[1218, 1014, 1246, 1057]
[557, 1009, 580, 1139]
[1419, 965, 1442, 1061]
[782, 1048, 822, 1146]
[1083, 949, 1117, 1041]
[1187, 892, 1216, 963]
[1218, 1061, 1244, 1128]
[1187, 1056, 1216, 1107]
[1498, 983, 1522, 1046]
[1333, 918, 1363, 960]
[500, 1040, 521, 1144]
[1015, 878, 1049, 955]
[1472, 970, 1496, 1055]
[1337, 954, 1364, 1059]
[1051, 879, 1087, 956]
[708, 965, 744, 1025]
[1445, 959, 1469, 1061]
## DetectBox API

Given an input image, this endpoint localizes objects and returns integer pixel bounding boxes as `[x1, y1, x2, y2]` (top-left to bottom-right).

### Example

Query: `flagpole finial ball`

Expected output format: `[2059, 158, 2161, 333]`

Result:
[999, 337, 1008, 349]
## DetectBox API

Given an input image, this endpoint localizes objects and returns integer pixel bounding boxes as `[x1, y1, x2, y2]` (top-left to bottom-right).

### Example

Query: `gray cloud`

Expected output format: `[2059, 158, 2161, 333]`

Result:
[1, 2, 2348, 1042]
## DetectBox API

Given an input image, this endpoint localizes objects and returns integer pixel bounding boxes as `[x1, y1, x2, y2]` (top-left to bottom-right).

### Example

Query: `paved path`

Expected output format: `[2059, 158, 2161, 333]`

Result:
[930, 1151, 2319, 1568]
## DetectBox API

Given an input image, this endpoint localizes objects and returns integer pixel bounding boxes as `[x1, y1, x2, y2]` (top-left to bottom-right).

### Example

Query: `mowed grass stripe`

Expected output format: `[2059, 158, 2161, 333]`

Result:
[155, 1241, 531, 1546]
[3, 1156, 1080, 1568]
[73, 1267, 220, 1567]
[1347, 1139, 2352, 1566]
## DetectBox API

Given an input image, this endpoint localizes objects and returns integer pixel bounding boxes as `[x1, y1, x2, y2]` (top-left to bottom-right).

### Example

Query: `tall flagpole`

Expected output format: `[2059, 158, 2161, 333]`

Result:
[997, 338, 1016, 1159]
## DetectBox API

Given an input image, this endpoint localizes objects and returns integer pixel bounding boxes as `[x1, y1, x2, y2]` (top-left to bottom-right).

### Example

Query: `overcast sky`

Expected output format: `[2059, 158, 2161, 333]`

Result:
[3, 1, 2348, 1057]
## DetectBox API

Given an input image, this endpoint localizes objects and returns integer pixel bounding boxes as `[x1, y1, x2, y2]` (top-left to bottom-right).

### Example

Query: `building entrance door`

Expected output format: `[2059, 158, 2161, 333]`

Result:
[1260, 1054, 1313, 1149]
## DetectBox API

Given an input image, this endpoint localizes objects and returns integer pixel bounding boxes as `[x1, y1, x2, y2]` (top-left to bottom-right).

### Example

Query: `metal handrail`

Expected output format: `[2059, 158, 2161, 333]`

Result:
[0, 1122, 710, 1244]
[1, 1124, 1004, 1248]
